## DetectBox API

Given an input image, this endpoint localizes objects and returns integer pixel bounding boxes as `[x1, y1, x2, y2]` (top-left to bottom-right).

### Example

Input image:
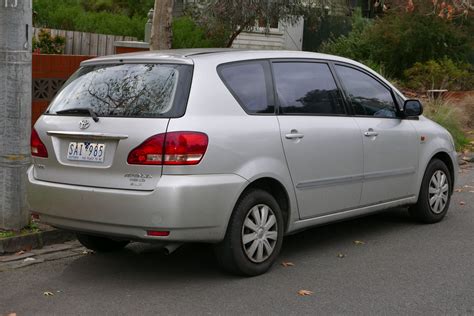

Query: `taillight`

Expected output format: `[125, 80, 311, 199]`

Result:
[127, 133, 165, 165]
[31, 129, 48, 158]
[127, 131, 208, 165]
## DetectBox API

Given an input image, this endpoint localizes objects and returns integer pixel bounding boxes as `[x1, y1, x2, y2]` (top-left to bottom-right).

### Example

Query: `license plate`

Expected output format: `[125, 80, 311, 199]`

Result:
[67, 142, 106, 163]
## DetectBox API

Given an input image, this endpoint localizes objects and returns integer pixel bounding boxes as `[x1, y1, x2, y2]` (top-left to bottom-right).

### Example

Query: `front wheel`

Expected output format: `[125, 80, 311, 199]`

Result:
[409, 159, 452, 223]
[214, 189, 284, 276]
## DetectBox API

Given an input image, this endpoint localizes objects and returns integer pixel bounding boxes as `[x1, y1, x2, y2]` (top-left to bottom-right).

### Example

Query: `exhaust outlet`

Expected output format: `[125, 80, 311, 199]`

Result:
[163, 243, 183, 255]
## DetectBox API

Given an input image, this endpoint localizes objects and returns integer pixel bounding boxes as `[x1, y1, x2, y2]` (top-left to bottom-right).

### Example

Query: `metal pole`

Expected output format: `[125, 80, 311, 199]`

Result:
[0, 0, 32, 230]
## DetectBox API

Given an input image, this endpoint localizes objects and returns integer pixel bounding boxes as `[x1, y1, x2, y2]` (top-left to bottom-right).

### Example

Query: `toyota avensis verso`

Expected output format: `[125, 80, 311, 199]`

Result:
[28, 49, 458, 276]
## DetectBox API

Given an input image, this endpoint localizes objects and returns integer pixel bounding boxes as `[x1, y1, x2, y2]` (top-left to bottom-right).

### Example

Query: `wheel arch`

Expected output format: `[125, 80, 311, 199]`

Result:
[429, 151, 456, 195]
[235, 177, 292, 233]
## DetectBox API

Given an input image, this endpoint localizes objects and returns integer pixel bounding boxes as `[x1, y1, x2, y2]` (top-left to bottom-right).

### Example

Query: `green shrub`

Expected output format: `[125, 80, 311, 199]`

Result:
[321, 11, 472, 79]
[172, 17, 214, 49]
[320, 8, 373, 61]
[423, 99, 469, 150]
[404, 58, 474, 91]
[366, 13, 471, 78]
[33, 0, 147, 40]
[32, 29, 66, 54]
[303, 13, 352, 52]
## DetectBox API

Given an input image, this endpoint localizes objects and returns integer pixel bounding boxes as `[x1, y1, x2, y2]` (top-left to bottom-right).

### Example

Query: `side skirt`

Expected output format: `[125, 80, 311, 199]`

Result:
[287, 196, 417, 235]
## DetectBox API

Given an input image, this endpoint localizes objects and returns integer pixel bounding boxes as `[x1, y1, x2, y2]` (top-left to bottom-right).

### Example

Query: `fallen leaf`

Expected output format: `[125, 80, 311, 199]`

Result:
[281, 261, 294, 267]
[23, 257, 36, 262]
[298, 289, 313, 296]
[43, 291, 54, 296]
[337, 253, 346, 258]
[353, 240, 365, 245]
[7, 313, 17, 316]
[460, 201, 466, 206]
[454, 188, 463, 193]
[464, 185, 474, 188]
[16, 250, 25, 255]
[469, 191, 474, 193]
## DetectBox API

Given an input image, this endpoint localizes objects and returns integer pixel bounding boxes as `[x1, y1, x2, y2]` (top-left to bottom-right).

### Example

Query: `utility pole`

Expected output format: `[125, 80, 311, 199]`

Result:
[0, 0, 32, 230]
[150, 0, 174, 50]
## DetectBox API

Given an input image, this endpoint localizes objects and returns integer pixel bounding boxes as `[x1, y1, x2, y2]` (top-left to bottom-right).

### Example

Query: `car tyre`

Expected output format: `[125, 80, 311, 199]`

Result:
[214, 189, 284, 276]
[76, 233, 129, 252]
[409, 159, 452, 223]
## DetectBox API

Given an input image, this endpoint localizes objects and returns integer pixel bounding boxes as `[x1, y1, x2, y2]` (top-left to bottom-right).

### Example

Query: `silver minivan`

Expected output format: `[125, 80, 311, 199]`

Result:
[28, 49, 457, 276]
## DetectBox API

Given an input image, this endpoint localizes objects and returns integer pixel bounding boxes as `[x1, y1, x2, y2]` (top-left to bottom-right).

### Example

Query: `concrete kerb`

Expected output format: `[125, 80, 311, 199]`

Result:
[0, 228, 76, 254]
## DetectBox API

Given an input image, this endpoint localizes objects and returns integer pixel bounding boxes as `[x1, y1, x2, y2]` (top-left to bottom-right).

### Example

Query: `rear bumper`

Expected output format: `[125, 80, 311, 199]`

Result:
[27, 166, 247, 242]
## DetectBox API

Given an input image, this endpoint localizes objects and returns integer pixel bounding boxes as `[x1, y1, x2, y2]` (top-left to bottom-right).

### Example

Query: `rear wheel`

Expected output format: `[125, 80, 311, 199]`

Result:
[76, 233, 129, 252]
[409, 159, 452, 223]
[214, 189, 284, 276]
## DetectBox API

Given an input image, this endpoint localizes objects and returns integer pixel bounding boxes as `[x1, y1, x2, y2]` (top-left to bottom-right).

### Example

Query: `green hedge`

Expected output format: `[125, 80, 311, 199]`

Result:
[33, 0, 147, 40]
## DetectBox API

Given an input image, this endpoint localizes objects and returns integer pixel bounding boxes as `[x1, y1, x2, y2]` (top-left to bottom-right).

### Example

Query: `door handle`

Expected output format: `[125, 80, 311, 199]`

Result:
[285, 129, 304, 140]
[364, 128, 378, 137]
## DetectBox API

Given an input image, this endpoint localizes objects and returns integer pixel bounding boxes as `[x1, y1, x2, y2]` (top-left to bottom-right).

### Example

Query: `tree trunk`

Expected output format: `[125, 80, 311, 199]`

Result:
[150, 0, 174, 50]
[226, 26, 245, 48]
[226, 18, 255, 48]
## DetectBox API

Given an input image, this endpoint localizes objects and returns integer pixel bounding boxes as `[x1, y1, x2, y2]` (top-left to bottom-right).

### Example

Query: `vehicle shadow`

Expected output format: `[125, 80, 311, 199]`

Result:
[60, 207, 416, 283]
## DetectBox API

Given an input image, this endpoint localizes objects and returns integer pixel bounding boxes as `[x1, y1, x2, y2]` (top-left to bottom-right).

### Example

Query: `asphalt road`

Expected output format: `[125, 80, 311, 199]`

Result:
[1, 166, 473, 315]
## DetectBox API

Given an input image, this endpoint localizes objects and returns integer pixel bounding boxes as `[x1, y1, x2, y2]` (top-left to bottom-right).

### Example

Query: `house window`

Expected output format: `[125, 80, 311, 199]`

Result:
[257, 16, 279, 29]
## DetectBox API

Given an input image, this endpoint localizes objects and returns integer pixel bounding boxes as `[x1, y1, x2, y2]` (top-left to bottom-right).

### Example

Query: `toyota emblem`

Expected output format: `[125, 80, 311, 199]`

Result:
[79, 119, 91, 130]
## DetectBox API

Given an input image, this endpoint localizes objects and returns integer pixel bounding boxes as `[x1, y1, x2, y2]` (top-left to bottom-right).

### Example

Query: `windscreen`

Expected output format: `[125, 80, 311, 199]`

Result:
[47, 63, 192, 118]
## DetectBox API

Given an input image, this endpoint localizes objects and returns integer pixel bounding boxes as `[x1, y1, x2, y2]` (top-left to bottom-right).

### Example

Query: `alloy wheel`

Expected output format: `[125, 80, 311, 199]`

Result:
[241, 204, 278, 263]
[428, 170, 449, 214]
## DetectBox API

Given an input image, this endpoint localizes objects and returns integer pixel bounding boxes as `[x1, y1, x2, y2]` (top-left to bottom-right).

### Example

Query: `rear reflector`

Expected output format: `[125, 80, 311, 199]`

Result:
[127, 131, 208, 165]
[147, 230, 170, 237]
[31, 129, 48, 158]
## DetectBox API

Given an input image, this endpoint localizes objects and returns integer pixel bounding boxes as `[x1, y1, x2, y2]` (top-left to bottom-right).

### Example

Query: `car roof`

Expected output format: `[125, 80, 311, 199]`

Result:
[80, 48, 358, 67]
[79, 48, 406, 100]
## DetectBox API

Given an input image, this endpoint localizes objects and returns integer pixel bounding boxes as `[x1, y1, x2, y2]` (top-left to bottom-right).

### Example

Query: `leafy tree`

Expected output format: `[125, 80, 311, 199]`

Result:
[188, 0, 311, 48]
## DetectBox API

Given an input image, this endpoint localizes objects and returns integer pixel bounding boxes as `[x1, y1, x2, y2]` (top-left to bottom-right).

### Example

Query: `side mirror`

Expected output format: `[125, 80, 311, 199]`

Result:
[403, 99, 423, 117]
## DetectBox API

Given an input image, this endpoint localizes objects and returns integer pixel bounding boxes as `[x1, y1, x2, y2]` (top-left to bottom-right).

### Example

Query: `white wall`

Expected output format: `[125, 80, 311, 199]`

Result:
[232, 17, 304, 51]
[232, 30, 285, 50]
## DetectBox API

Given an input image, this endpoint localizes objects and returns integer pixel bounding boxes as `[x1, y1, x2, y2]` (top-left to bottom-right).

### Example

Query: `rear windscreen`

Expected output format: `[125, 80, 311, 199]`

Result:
[47, 63, 193, 118]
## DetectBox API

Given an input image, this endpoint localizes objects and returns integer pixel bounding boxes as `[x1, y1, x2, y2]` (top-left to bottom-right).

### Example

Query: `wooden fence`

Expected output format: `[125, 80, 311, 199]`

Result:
[33, 27, 137, 56]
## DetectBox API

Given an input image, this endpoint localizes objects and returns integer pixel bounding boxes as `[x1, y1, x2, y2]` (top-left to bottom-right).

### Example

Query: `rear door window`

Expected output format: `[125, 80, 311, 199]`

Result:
[272, 62, 345, 115]
[47, 63, 193, 118]
[218, 60, 274, 114]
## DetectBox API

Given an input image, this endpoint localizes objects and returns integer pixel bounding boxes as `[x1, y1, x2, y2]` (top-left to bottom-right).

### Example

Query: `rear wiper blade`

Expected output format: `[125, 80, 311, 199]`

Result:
[56, 108, 99, 122]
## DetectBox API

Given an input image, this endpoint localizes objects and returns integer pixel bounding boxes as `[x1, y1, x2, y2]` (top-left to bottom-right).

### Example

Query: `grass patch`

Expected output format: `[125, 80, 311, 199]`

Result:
[423, 98, 470, 151]
[0, 222, 41, 240]
[0, 231, 15, 239]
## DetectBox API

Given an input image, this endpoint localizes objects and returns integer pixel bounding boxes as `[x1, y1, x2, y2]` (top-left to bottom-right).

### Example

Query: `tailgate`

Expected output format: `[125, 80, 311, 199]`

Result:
[32, 116, 169, 191]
